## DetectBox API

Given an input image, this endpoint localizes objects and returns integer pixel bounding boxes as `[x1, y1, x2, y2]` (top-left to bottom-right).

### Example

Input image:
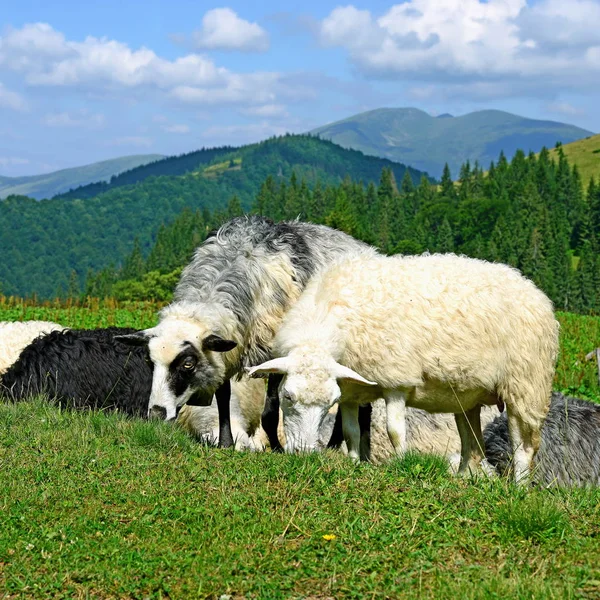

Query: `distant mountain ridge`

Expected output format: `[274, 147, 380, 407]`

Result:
[0, 154, 165, 200]
[311, 108, 593, 178]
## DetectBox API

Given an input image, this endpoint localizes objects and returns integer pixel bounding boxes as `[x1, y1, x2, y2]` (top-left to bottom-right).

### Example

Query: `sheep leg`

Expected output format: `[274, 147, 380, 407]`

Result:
[454, 406, 486, 476]
[358, 404, 372, 462]
[506, 408, 539, 485]
[327, 409, 344, 448]
[216, 380, 234, 448]
[261, 374, 284, 452]
[341, 403, 361, 462]
[383, 390, 407, 456]
[327, 404, 372, 457]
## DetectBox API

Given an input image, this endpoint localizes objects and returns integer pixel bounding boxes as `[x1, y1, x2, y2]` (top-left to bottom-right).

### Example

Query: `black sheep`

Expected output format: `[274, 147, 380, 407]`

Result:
[0, 327, 152, 417]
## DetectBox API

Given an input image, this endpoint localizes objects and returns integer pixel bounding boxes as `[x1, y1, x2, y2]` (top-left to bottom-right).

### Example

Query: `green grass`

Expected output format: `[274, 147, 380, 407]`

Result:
[199, 157, 243, 178]
[2, 399, 600, 599]
[0, 303, 599, 596]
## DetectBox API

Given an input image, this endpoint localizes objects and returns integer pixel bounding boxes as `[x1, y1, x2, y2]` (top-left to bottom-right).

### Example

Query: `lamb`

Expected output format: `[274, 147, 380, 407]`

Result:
[117, 215, 376, 450]
[248, 253, 560, 484]
[483, 392, 600, 486]
[0, 320, 65, 375]
[0, 326, 266, 449]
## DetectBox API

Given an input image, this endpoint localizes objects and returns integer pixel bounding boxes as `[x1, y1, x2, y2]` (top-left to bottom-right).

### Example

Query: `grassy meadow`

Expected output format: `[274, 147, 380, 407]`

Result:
[1, 298, 600, 598]
[547, 134, 600, 186]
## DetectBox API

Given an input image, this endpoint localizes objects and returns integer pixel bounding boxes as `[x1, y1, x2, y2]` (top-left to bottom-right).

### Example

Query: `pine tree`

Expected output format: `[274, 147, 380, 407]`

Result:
[439, 163, 457, 204]
[226, 195, 243, 219]
[121, 237, 145, 280]
[437, 218, 455, 253]
[66, 270, 80, 299]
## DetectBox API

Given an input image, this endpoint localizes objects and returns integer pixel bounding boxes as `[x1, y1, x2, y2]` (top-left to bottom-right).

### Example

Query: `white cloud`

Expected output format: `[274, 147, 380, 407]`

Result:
[43, 109, 105, 128]
[0, 23, 295, 109]
[0, 82, 27, 111]
[240, 104, 289, 118]
[192, 8, 269, 52]
[170, 72, 280, 105]
[318, 1, 600, 94]
[162, 124, 190, 134]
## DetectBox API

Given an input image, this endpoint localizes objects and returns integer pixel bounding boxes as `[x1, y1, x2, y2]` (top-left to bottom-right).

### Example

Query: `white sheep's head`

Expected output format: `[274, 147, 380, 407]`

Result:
[247, 351, 376, 453]
[116, 314, 237, 421]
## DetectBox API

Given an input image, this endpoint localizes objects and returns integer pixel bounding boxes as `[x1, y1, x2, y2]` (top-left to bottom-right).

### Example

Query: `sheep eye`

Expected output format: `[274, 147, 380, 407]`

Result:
[181, 357, 196, 370]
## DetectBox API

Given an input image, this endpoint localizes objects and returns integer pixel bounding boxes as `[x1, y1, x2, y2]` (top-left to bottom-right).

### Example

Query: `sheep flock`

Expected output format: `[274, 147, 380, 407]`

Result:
[1, 215, 599, 487]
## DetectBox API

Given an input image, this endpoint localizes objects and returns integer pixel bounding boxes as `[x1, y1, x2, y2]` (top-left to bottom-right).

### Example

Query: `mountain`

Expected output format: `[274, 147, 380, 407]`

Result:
[547, 134, 600, 185]
[0, 154, 165, 200]
[0, 135, 429, 298]
[311, 108, 593, 179]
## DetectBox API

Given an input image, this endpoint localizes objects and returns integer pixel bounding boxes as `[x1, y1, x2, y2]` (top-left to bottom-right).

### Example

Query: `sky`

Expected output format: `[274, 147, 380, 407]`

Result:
[1, 0, 599, 177]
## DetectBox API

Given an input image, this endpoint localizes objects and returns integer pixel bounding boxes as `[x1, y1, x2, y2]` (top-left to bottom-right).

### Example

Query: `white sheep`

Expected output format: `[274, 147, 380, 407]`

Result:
[0, 320, 65, 376]
[248, 253, 560, 484]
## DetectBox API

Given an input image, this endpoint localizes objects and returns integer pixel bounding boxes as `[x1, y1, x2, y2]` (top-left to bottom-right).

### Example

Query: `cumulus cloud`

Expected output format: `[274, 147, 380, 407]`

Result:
[0, 82, 27, 110]
[0, 23, 286, 106]
[43, 109, 105, 128]
[191, 8, 269, 52]
[318, 1, 600, 93]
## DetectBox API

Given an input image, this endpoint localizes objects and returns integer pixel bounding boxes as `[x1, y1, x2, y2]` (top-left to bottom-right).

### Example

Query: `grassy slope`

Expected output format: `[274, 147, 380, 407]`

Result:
[0, 154, 164, 200]
[547, 134, 600, 185]
[311, 108, 593, 179]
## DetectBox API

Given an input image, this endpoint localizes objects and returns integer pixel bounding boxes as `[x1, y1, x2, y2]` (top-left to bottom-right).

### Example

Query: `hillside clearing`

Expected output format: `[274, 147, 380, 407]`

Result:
[547, 135, 600, 185]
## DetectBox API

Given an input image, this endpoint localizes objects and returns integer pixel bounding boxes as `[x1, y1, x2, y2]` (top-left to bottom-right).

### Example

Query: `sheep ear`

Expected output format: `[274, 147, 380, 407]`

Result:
[115, 329, 155, 346]
[202, 335, 237, 353]
[333, 363, 377, 386]
[245, 357, 291, 378]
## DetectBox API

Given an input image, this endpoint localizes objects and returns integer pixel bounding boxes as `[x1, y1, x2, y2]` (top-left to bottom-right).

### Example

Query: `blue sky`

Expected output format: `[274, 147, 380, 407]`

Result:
[1, 0, 599, 176]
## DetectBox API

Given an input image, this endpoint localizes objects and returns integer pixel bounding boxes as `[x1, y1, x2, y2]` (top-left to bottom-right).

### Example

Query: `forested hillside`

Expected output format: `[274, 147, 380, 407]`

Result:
[0, 135, 427, 298]
[100, 147, 600, 315]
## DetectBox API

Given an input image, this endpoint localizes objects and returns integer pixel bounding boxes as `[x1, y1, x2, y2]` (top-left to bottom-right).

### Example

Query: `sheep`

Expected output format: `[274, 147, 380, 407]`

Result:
[483, 392, 600, 486]
[248, 252, 560, 484]
[117, 215, 376, 450]
[0, 320, 65, 376]
[0, 326, 266, 449]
